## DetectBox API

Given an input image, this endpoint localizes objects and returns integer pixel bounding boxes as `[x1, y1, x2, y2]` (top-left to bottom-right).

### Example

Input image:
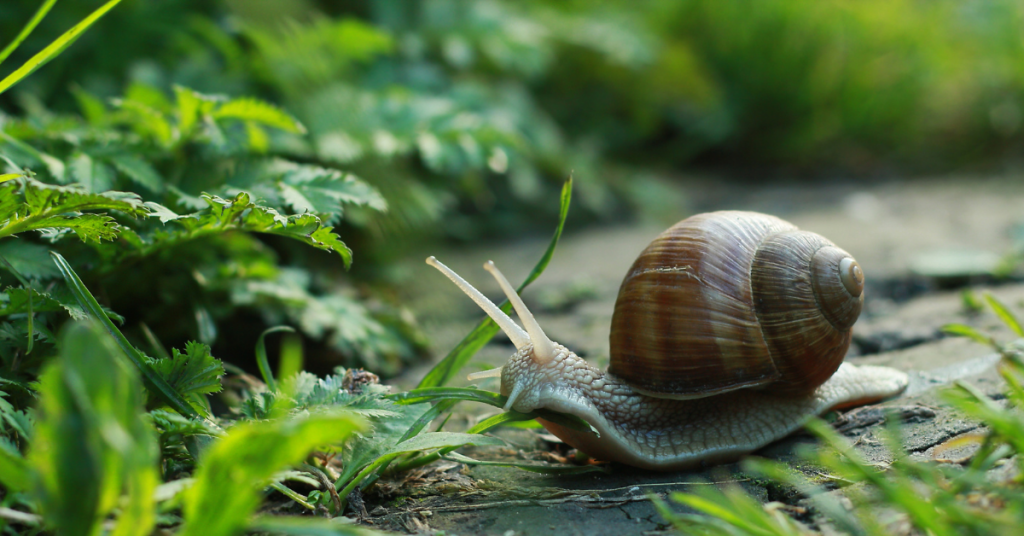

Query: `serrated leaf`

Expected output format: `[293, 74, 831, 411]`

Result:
[143, 202, 184, 223]
[147, 341, 224, 416]
[108, 153, 165, 193]
[212, 97, 306, 134]
[149, 409, 223, 438]
[113, 99, 173, 146]
[173, 85, 217, 138]
[36, 213, 121, 243]
[0, 240, 59, 280]
[0, 286, 69, 317]
[69, 152, 115, 193]
[0, 177, 145, 242]
[276, 164, 386, 215]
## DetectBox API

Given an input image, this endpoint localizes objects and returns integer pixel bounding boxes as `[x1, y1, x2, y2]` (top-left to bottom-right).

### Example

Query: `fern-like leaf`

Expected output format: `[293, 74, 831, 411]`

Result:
[147, 341, 224, 415]
[0, 177, 144, 242]
[212, 97, 306, 134]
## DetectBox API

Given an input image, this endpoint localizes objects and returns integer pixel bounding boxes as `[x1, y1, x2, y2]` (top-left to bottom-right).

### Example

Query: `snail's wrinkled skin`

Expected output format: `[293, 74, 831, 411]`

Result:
[501, 343, 908, 470]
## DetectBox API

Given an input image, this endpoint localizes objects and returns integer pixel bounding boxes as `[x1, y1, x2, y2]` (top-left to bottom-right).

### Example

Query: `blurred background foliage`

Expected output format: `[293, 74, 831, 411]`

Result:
[3, 0, 1023, 376]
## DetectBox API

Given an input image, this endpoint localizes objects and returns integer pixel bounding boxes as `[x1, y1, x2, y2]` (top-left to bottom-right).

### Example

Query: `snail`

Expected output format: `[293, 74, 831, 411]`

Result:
[426, 211, 908, 470]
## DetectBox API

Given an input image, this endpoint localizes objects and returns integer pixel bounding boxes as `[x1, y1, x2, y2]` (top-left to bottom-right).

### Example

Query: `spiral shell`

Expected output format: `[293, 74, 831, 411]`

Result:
[608, 211, 864, 399]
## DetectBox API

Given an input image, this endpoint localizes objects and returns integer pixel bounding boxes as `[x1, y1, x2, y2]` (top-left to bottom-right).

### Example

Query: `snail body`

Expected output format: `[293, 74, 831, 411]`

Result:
[427, 211, 907, 470]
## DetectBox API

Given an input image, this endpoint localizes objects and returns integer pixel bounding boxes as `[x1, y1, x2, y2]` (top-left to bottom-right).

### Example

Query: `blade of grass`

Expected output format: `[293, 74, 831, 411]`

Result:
[388, 386, 506, 408]
[418, 176, 572, 388]
[255, 326, 294, 392]
[51, 251, 198, 418]
[0, 0, 57, 66]
[0, 173, 21, 183]
[336, 432, 503, 508]
[984, 292, 1024, 337]
[0, 0, 125, 95]
[942, 323, 996, 347]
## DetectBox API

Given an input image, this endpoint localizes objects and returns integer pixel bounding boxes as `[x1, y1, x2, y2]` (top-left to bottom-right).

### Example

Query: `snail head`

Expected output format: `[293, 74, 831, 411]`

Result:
[426, 256, 560, 410]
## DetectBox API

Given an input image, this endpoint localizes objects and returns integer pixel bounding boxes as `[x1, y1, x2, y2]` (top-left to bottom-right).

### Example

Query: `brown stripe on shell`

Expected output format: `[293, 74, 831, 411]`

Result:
[609, 211, 796, 398]
[750, 231, 852, 394]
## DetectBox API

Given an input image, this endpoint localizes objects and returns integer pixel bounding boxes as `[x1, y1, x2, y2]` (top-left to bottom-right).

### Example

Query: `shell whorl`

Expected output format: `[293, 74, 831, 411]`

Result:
[608, 211, 863, 399]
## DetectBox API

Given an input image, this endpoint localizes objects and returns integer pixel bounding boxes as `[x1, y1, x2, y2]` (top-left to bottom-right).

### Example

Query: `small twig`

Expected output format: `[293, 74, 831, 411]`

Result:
[302, 463, 342, 514]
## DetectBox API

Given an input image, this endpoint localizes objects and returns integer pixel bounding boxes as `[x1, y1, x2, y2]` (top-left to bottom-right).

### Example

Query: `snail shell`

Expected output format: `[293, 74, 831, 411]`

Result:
[610, 211, 865, 398]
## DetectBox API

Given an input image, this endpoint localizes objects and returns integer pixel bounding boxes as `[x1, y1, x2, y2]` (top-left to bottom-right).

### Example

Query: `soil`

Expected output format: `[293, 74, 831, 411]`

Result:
[363, 175, 1024, 535]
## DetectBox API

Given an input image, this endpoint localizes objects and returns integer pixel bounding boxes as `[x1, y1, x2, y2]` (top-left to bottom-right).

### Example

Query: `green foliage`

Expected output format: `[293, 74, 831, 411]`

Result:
[0, 177, 145, 242]
[0, 0, 124, 96]
[178, 411, 365, 536]
[147, 341, 224, 415]
[29, 322, 158, 536]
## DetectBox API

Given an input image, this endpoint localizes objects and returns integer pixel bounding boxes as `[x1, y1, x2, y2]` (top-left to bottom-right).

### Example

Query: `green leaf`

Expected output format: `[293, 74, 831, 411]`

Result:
[336, 431, 502, 503]
[0, 0, 125, 95]
[418, 176, 572, 388]
[51, 252, 199, 418]
[0, 286, 77, 318]
[389, 386, 505, 408]
[179, 411, 365, 536]
[71, 86, 109, 126]
[108, 153, 165, 193]
[149, 409, 223, 439]
[0, 439, 30, 492]
[942, 323, 995, 347]
[255, 326, 295, 392]
[276, 163, 387, 215]
[147, 341, 225, 416]
[173, 86, 216, 138]
[144, 193, 354, 268]
[984, 292, 1024, 337]
[69, 152, 115, 193]
[0, 177, 145, 242]
[0, 241, 58, 281]
[212, 97, 306, 134]
[29, 322, 158, 536]
[0, 0, 57, 66]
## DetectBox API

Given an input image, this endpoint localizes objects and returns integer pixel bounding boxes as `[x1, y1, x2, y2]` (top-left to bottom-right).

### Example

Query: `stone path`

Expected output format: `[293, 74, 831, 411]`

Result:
[369, 175, 1024, 535]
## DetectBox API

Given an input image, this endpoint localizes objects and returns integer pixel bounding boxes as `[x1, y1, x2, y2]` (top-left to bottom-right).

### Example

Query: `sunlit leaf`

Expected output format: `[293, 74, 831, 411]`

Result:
[179, 411, 365, 536]
[0, 0, 125, 95]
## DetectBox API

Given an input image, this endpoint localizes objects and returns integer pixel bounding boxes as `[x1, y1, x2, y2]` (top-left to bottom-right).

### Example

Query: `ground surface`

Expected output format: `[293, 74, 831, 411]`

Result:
[366, 175, 1024, 535]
